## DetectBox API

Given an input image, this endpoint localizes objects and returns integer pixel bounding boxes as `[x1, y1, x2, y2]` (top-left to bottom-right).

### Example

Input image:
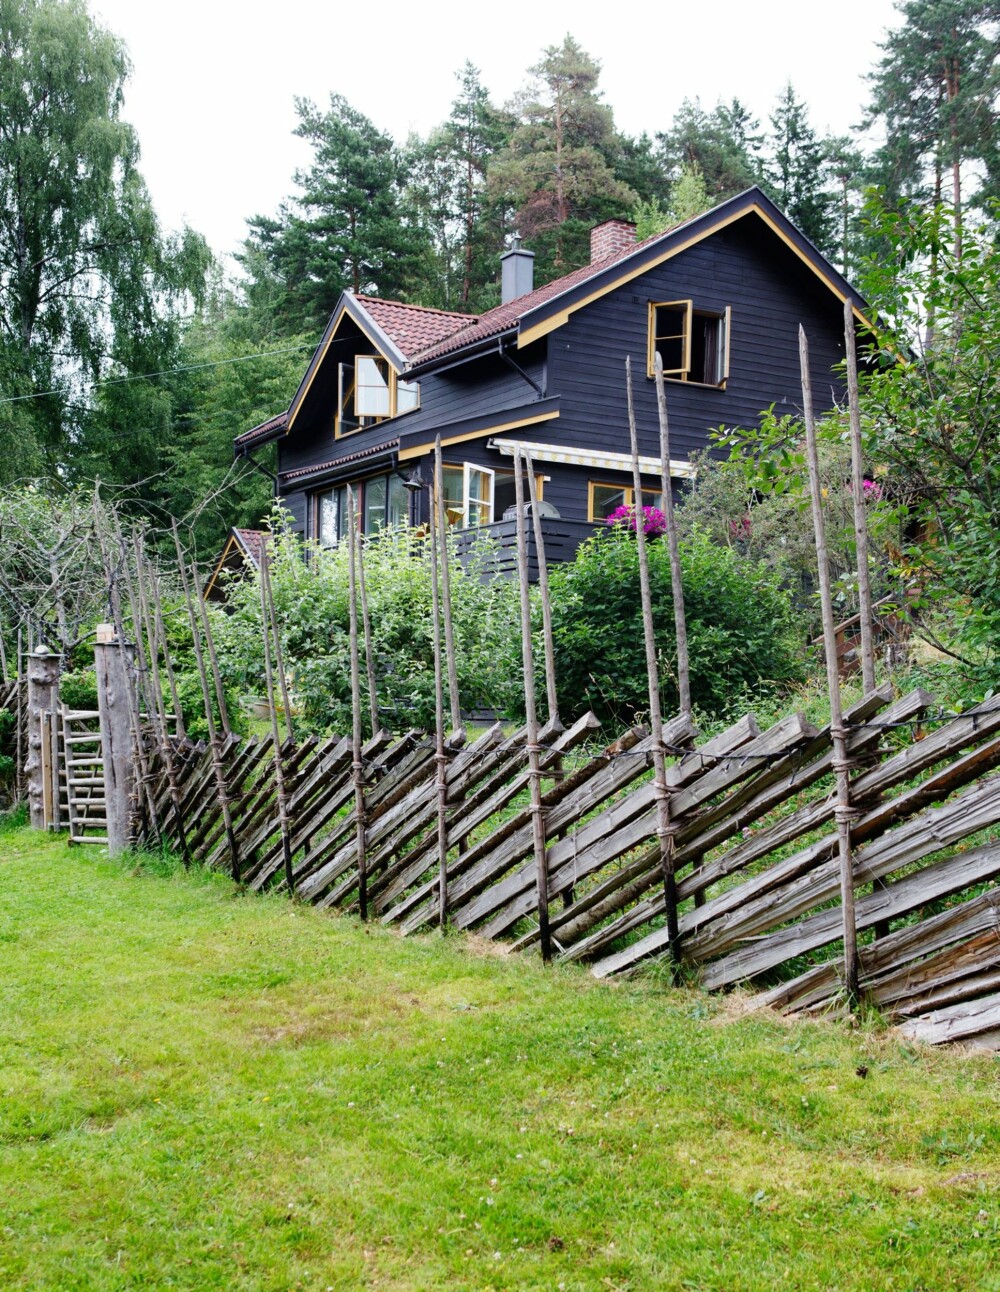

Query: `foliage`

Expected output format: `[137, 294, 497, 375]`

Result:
[489, 36, 638, 275]
[242, 95, 431, 336]
[856, 199, 1000, 689]
[0, 0, 209, 483]
[680, 439, 894, 633]
[214, 517, 520, 735]
[545, 526, 803, 727]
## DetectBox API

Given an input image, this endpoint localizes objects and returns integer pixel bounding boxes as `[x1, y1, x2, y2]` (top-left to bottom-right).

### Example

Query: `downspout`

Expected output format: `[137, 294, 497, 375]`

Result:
[238, 444, 279, 498]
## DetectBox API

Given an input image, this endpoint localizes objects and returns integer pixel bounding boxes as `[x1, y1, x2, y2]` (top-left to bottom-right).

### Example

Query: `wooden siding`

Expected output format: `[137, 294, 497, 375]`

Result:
[547, 220, 851, 466]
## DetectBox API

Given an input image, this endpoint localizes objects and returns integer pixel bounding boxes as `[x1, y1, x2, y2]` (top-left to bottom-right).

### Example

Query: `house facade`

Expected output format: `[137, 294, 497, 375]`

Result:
[234, 187, 870, 558]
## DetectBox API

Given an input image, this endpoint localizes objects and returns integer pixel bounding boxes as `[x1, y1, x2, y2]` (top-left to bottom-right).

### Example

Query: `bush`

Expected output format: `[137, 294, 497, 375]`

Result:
[215, 517, 520, 736]
[545, 526, 804, 727]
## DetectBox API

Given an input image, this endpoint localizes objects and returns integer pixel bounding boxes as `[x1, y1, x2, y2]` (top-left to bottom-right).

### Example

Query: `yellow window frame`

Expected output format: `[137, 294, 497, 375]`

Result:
[588, 480, 664, 523]
[335, 356, 421, 439]
[647, 301, 731, 386]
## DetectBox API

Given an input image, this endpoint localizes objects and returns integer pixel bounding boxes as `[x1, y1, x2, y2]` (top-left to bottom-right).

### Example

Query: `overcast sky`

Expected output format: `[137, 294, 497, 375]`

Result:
[92, 0, 903, 260]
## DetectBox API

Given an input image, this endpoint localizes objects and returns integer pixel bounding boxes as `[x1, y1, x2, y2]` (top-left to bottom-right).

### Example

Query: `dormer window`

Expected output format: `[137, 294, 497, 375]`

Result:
[648, 301, 730, 386]
[336, 356, 420, 437]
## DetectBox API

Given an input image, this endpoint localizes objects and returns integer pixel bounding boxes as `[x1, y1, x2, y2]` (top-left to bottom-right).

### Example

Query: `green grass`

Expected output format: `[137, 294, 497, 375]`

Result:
[1, 832, 998, 1291]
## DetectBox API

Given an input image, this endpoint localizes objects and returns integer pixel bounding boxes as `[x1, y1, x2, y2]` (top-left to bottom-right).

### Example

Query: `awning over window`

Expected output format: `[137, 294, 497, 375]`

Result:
[487, 438, 693, 479]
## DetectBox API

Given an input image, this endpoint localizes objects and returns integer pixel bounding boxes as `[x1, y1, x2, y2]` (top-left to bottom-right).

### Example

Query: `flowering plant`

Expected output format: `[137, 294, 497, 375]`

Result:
[605, 503, 667, 537]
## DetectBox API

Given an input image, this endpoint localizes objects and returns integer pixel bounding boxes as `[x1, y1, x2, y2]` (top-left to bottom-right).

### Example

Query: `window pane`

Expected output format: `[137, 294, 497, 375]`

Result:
[338, 363, 359, 435]
[396, 380, 419, 414]
[388, 474, 408, 527]
[467, 467, 491, 525]
[318, 491, 338, 547]
[355, 356, 391, 418]
[363, 475, 387, 533]
[593, 484, 626, 520]
[335, 486, 348, 539]
[654, 304, 688, 375]
[442, 467, 464, 526]
[494, 475, 516, 518]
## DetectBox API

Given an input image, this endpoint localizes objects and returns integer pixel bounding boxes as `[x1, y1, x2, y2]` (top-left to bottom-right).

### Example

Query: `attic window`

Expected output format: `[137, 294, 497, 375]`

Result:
[648, 301, 730, 386]
[336, 357, 421, 437]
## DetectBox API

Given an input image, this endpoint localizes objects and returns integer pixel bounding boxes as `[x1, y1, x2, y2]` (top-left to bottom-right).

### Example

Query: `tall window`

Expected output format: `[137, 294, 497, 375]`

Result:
[648, 301, 730, 385]
[336, 356, 421, 437]
[315, 474, 410, 546]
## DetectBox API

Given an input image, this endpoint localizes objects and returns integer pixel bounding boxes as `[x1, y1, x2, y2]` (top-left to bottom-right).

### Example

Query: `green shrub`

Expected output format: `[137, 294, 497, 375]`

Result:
[215, 518, 520, 736]
[545, 526, 804, 727]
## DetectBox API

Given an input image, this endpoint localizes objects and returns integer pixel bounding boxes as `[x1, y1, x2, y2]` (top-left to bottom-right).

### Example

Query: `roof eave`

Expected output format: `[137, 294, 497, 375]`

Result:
[403, 326, 519, 378]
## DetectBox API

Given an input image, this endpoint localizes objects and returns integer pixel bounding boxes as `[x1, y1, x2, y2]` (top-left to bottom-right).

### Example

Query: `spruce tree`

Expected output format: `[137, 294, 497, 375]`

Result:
[765, 83, 837, 252]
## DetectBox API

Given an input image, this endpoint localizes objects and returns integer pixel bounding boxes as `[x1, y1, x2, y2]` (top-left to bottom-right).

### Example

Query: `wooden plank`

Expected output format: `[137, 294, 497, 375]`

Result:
[898, 995, 1000, 1048]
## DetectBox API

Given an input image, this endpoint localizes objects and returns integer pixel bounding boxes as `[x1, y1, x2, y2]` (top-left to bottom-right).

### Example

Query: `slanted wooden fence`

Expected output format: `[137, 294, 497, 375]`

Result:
[134, 679, 1000, 1049]
[9, 309, 1000, 1050]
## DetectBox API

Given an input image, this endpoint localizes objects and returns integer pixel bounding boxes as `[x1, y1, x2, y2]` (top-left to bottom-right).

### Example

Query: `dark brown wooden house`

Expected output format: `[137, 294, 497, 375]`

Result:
[234, 186, 871, 563]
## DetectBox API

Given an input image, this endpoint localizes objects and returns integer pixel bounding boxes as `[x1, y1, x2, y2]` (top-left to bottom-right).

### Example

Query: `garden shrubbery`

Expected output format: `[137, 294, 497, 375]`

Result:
[545, 525, 804, 727]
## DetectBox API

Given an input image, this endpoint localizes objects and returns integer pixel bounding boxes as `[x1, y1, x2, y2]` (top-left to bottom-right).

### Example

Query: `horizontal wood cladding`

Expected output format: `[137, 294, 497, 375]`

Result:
[398, 345, 547, 441]
[547, 222, 850, 463]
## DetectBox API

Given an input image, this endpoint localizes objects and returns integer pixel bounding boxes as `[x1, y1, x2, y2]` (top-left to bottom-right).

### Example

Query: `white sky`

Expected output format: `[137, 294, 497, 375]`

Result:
[92, 0, 902, 260]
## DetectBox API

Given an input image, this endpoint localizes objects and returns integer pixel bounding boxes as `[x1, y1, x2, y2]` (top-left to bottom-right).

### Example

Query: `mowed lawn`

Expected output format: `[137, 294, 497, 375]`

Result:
[1, 831, 998, 1291]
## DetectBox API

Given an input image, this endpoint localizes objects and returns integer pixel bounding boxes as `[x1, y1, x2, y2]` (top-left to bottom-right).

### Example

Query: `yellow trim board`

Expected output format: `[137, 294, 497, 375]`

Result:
[517, 204, 873, 349]
[203, 533, 239, 600]
[398, 409, 560, 462]
[289, 303, 402, 433]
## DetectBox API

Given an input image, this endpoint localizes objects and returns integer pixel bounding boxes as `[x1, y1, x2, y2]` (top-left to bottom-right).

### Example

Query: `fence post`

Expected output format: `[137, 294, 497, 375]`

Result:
[94, 623, 134, 855]
[26, 645, 60, 830]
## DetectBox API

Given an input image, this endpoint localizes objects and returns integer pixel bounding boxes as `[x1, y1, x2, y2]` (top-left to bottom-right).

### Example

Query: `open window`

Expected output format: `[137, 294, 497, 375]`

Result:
[336, 357, 421, 437]
[648, 301, 730, 386]
[440, 463, 495, 528]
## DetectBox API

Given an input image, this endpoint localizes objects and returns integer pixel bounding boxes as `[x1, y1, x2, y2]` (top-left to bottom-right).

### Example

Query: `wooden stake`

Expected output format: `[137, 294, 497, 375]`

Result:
[355, 529, 380, 738]
[346, 488, 368, 919]
[434, 437, 463, 737]
[192, 559, 231, 737]
[172, 521, 240, 881]
[259, 543, 295, 895]
[428, 457, 450, 930]
[800, 324, 860, 1004]
[0, 624, 8, 684]
[627, 356, 680, 965]
[844, 298, 877, 695]
[148, 567, 187, 742]
[524, 454, 562, 734]
[514, 448, 551, 961]
[653, 352, 691, 720]
[133, 535, 190, 866]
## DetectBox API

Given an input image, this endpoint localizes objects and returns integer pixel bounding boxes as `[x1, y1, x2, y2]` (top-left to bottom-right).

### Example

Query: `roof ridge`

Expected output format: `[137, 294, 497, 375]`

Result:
[355, 294, 474, 320]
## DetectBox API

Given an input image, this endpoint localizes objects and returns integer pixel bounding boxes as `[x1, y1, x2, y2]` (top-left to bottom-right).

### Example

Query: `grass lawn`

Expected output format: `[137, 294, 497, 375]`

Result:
[1, 830, 998, 1291]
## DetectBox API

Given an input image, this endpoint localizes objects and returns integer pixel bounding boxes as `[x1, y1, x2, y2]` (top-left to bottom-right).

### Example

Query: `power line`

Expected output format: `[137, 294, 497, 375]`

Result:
[0, 341, 316, 407]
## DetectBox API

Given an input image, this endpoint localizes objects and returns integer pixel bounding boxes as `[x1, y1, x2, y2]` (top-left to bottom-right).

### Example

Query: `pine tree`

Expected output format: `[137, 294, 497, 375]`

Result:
[656, 98, 763, 204]
[866, 0, 1000, 261]
[765, 83, 837, 252]
[489, 36, 637, 275]
[242, 96, 430, 336]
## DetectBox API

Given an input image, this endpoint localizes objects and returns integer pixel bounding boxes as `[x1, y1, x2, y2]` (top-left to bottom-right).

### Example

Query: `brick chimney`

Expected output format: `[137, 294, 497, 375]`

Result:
[590, 218, 637, 264]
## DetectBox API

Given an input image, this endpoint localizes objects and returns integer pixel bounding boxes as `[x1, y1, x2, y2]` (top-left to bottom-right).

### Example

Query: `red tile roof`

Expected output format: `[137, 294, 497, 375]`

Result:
[355, 296, 471, 360]
[233, 528, 268, 567]
[406, 228, 674, 367]
[234, 410, 288, 447]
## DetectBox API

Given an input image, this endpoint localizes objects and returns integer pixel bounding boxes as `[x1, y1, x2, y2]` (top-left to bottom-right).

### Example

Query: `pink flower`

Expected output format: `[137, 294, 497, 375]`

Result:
[606, 504, 667, 537]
